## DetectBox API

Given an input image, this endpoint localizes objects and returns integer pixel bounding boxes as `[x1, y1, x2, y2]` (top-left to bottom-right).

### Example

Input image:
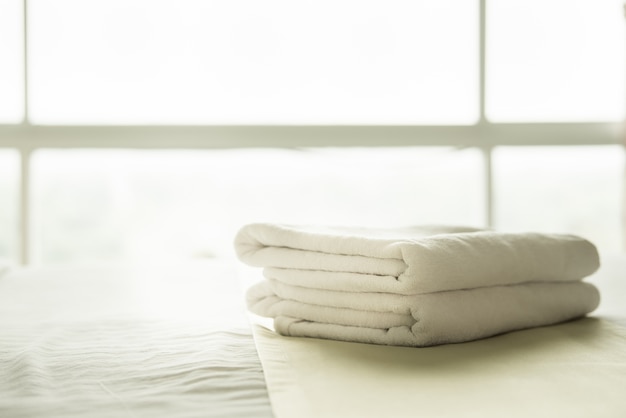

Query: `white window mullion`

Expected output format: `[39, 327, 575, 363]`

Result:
[19, 0, 31, 265]
[18, 147, 31, 265]
[479, 0, 493, 228]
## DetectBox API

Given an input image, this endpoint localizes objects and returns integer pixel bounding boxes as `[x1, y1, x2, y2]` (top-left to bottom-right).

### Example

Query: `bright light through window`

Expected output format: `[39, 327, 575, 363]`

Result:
[28, 0, 478, 125]
[0, 0, 23, 123]
[493, 146, 624, 254]
[31, 148, 484, 264]
[486, 0, 625, 122]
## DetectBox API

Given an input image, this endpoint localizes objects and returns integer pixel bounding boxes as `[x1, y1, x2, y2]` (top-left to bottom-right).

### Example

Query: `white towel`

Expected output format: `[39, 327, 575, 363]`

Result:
[235, 223, 601, 346]
[247, 280, 600, 347]
[235, 224, 600, 294]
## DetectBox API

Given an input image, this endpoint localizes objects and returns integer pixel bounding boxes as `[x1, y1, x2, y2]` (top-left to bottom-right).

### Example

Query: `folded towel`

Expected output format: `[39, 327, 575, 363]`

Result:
[235, 223, 601, 346]
[247, 280, 600, 346]
[235, 224, 600, 294]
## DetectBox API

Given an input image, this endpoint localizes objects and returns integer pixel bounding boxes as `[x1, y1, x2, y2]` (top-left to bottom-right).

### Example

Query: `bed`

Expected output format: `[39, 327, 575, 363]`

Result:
[0, 261, 273, 418]
[1, 255, 625, 417]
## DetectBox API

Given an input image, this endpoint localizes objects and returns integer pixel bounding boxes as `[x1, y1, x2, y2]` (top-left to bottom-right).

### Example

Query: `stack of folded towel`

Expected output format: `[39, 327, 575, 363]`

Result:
[234, 223, 601, 347]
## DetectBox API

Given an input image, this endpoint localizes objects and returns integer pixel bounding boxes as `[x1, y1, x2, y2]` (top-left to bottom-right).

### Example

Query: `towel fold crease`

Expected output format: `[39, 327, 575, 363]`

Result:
[234, 223, 601, 347]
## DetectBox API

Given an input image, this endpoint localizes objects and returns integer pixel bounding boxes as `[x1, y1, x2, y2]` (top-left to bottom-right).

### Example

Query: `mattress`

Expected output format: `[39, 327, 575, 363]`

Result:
[0, 261, 273, 418]
[251, 254, 626, 418]
[2, 255, 625, 418]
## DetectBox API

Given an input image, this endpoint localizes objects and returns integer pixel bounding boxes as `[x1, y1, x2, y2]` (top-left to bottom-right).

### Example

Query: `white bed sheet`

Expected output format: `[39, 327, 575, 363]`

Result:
[251, 254, 626, 418]
[3, 255, 624, 418]
[0, 261, 273, 418]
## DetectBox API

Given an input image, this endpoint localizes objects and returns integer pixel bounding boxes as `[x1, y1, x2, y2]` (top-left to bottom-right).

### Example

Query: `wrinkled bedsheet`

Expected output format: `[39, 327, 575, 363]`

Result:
[0, 262, 273, 418]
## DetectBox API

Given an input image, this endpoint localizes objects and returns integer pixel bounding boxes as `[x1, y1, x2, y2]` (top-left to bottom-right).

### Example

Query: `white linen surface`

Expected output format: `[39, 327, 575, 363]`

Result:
[0, 262, 273, 418]
[235, 223, 600, 294]
[236, 223, 600, 346]
[250, 255, 626, 418]
[248, 280, 600, 346]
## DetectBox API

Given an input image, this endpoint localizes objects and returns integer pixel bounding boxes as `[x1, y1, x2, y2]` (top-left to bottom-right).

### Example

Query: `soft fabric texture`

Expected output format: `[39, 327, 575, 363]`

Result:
[235, 223, 601, 347]
[248, 280, 600, 346]
[0, 262, 10, 278]
[235, 223, 600, 294]
[0, 262, 274, 418]
[251, 318, 626, 418]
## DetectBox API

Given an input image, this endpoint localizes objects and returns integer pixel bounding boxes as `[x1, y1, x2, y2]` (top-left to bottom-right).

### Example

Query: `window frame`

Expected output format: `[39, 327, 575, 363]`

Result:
[0, 0, 624, 264]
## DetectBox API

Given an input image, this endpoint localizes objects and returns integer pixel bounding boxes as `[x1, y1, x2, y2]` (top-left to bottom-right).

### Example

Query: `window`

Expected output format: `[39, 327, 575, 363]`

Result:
[0, 0, 23, 123]
[0, 1, 624, 265]
[487, 0, 625, 122]
[29, 0, 478, 125]
[493, 146, 624, 254]
[32, 148, 484, 263]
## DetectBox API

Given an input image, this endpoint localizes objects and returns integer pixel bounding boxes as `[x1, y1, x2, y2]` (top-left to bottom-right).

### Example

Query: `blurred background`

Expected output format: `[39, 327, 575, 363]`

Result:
[0, 0, 624, 265]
